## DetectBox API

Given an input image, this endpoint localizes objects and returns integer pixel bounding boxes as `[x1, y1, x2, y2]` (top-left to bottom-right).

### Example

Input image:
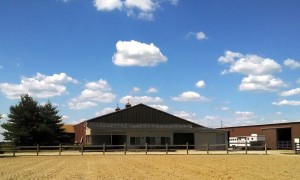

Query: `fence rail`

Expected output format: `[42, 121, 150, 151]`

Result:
[0, 142, 268, 156]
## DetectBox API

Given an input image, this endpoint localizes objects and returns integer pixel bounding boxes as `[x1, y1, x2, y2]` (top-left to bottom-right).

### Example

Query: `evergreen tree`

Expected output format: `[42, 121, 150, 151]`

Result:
[1, 94, 64, 145]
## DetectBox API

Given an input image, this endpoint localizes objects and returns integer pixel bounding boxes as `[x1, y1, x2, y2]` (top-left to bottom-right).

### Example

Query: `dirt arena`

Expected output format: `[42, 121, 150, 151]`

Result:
[0, 154, 300, 180]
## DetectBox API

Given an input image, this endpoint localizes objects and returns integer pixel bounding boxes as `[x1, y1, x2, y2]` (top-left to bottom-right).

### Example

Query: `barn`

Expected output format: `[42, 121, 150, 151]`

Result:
[74, 103, 227, 149]
[220, 122, 300, 150]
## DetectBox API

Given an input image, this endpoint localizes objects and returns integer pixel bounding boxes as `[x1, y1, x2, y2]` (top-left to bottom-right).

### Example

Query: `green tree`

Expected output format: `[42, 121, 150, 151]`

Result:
[1, 94, 64, 145]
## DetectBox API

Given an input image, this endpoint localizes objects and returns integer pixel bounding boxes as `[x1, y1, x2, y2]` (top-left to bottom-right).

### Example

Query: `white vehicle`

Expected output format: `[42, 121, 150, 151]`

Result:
[229, 134, 265, 149]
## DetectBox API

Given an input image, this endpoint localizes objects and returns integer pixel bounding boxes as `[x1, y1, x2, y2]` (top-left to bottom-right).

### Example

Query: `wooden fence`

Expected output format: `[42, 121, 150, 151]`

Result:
[0, 142, 268, 156]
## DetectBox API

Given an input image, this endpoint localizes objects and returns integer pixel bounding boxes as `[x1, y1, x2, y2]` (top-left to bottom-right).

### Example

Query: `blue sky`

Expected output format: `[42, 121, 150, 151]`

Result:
[1, 0, 300, 140]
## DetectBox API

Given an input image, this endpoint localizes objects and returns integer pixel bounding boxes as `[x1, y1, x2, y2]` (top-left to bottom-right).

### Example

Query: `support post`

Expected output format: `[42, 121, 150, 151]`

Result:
[166, 143, 168, 154]
[145, 143, 148, 155]
[59, 144, 62, 156]
[13, 143, 16, 157]
[36, 144, 40, 156]
[124, 142, 127, 155]
[265, 142, 267, 155]
[81, 143, 84, 155]
[226, 141, 229, 155]
[207, 144, 209, 154]
[245, 141, 248, 155]
[103, 143, 105, 155]
[186, 142, 189, 154]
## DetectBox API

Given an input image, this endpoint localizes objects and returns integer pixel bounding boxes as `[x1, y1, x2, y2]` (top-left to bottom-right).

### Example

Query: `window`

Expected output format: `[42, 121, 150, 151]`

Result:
[130, 137, 141, 145]
[130, 137, 135, 145]
[161, 137, 170, 145]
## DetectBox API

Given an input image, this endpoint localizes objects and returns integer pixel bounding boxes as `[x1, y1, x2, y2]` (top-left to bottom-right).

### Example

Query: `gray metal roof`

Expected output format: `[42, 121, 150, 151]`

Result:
[87, 103, 203, 128]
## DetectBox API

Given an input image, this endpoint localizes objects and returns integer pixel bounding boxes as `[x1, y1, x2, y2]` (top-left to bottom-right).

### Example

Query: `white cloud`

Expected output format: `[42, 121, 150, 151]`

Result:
[132, 87, 141, 93]
[62, 115, 69, 120]
[195, 80, 205, 88]
[68, 101, 98, 110]
[239, 75, 286, 92]
[149, 104, 168, 111]
[120, 95, 163, 104]
[218, 51, 281, 75]
[124, 0, 155, 12]
[235, 111, 254, 120]
[185, 31, 207, 41]
[284, 58, 300, 69]
[95, 107, 115, 116]
[273, 119, 289, 123]
[68, 79, 116, 110]
[93, 0, 176, 21]
[272, 100, 300, 106]
[85, 79, 111, 91]
[195, 32, 207, 40]
[93, 0, 122, 11]
[280, 88, 300, 97]
[172, 91, 210, 102]
[297, 78, 300, 84]
[112, 40, 167, 67]
[0, 73, 77, 99]
[147, 87, 157, 93]
[174, 111, 196, 120]
[220, 107, 229, 111]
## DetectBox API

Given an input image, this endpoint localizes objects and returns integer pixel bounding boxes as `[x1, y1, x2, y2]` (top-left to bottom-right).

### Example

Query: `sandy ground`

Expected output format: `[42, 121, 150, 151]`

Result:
[0, 153, 300, 180]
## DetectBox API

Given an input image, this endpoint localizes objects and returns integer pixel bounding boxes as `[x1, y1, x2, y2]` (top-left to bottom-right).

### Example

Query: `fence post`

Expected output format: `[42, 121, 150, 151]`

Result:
[81, 144, 84, 155]
[145, 143, 148, 155]
[37, 144, 39, 156]
[124, 142, 127, 155]
[207, 144, 209, 154]
[226, 141, 229, 155]
[186, 142, 189, 154]
[245, 141, 248, 155]
[103, 143, 105, 155]
[13, 143, 16, 157]
[166, 143, 168, 154]
[59, 144, 62, 156]
[265, 142, 267, 155]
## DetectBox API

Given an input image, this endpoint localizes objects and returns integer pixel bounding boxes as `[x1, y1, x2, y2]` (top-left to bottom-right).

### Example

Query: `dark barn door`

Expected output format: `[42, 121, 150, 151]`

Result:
[112, 135, 127, 145]
[173, 133, 194, 145]
[277, 128, 292, 149]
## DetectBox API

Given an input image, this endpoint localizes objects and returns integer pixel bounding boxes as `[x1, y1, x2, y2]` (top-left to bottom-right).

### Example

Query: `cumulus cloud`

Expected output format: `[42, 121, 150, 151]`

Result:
[95, 107, 115, 116]
[195, 32, 207, 40]
[272, 100, 300, 106]
[93, 0, 176, 20]
[149, 104, 168, 111]
[186, 31, 207, 41]
[147, 87, 157, 93]
[132, 87, 141, 93]
[0, 73, 77, 99]
[218, 51, 281, 75]
[239, 75, 286, 92]
[112, 40, 167, 67]
[235, 111, 254, 119]
[172, 91, 210, 102]
[280, 88, 300, 97]
[174, 111, 196, 120]
[94, 0, 122, 11]
[218, 51, 286, 92]
[195, 80, 205, 88]
[68, 79, 116, 110]
[120, 95, 163, 104]
[284, 58, 300, 69]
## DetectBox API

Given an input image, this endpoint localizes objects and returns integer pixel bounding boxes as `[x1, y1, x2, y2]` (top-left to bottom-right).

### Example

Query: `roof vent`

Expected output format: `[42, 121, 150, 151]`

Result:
[125, 100, 131, 108]
[115, 104, 121, 111]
